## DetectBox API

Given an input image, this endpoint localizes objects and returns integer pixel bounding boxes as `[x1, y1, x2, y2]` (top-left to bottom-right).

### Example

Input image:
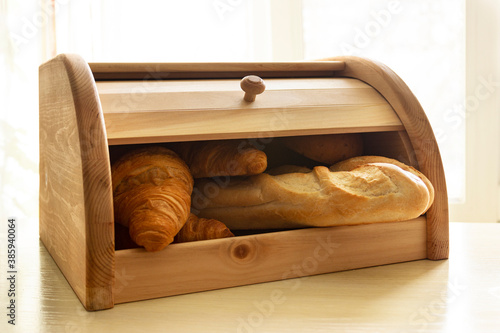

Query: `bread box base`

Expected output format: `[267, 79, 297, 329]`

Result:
[39, 54, 448, 311]
[112, 217, 426, 304]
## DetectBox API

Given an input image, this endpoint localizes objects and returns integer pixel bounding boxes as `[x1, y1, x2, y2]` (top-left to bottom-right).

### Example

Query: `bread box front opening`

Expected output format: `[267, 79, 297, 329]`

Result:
[110, 129, 422, 252]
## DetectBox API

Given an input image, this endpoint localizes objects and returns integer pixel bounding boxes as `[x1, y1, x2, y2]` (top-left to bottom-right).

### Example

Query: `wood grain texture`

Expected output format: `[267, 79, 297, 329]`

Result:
[96, 78, 403, 145]
[39, 54, 115, 310]
[326, 56, 449, 260]
[89, 61, 346, 80]
[114, 217, 426, 304]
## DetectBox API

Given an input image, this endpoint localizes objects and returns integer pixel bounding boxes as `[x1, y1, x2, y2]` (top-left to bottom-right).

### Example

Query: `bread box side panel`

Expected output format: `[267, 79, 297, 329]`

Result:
[329, 56, 449, 260]
[39, 54, 115, 311]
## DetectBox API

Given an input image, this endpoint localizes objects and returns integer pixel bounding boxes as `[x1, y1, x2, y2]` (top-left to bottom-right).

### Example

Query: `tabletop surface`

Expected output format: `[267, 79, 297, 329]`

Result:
[2, 222, 500, 333]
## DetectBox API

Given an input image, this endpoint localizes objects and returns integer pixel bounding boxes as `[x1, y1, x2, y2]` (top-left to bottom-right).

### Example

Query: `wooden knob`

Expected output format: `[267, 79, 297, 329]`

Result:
[240, 75, 266, 102]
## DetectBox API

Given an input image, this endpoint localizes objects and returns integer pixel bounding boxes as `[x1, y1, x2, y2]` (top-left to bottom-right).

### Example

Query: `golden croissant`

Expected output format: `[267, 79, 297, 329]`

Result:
[112, 146, 193, 252]
[170, 140, 267, 178]
[114, 213, 234, 249]
[174, 213, 234, 243]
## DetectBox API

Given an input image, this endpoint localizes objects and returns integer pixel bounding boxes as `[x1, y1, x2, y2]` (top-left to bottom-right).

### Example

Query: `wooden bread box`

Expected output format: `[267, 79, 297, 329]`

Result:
[39, 53, 449, 311]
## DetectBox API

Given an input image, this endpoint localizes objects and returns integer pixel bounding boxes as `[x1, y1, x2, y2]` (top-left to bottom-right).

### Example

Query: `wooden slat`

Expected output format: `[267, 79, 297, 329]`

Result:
[96, 78, 404, 145]
[114, 217, 426, 304]
[96, 76, 365, 94]
[39, 54, 115, 310]
[89, 61, 345, 80]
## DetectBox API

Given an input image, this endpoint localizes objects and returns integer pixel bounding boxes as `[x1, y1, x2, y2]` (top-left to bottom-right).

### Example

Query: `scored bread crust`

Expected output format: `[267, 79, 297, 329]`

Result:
[193, 162, 432, 230]
[330, 156, 434, 212]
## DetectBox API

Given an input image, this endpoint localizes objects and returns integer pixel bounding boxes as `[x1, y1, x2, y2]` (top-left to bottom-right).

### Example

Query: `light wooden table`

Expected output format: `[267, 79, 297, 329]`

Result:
[3, 222, 500, 332]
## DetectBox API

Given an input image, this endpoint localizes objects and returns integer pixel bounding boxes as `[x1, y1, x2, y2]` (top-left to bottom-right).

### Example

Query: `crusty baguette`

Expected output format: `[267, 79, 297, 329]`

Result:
[192, 162, 432, 230]
[266, 164, 312, 175]
[330, 156, 434, 212]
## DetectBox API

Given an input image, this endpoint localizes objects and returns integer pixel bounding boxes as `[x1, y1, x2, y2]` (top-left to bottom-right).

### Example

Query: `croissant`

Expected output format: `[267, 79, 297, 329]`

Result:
[174, 213, 234, 243]
[112, 146, 194, 252]
[170, 140, 267, 178]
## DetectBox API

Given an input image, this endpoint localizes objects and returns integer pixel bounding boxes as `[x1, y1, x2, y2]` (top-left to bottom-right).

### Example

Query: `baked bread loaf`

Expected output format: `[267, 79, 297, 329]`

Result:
[174, 213, 234, 243]
[267, 165, 312, 175]
[170, 140, 267, 178]
[280, 133, 363, 164]
[192, 158, 432, 230]
[330, 156, 434, 212]
[112, 146, 193, 252]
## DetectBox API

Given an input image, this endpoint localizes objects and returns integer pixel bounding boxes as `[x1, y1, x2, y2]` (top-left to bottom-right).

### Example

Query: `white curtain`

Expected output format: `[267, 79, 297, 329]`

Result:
[52, 0, 262, 62]
[1, 0, 53, 242]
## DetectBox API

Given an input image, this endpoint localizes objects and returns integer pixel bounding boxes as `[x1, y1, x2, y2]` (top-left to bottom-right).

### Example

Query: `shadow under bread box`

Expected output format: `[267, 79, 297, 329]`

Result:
[39, 53, 449, 311]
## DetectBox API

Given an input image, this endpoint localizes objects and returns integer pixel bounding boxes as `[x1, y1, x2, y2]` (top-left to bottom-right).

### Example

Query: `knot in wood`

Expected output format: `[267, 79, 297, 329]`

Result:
[229, 239, 258, 264]
[233, 243, 250, 260]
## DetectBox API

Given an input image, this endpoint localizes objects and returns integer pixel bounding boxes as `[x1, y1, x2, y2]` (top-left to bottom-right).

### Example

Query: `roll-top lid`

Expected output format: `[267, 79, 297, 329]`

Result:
[95, 75, 402, 145]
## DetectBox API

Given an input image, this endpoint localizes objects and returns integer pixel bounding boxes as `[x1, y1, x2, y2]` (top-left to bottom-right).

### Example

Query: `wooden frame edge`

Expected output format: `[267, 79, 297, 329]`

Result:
[89, 61, 346, 80]
[113, 218, 427, 305]
[325, 56, 449, 260]
[39, 53, 115, 310]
